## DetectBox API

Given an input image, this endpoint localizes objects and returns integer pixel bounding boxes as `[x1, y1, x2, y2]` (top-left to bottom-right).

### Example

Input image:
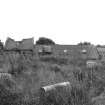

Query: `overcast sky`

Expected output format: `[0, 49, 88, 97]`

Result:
[0, 0, 105, 45]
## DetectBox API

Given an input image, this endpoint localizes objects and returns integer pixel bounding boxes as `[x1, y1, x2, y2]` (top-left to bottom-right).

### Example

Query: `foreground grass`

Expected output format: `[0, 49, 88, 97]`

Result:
[0, 53, 105, 105]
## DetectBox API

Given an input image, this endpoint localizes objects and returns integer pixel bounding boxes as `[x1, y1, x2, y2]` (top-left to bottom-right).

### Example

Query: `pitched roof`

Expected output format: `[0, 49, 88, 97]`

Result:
[18, 38, 34, 50]
[97, 47, 105, 52]
[97, 47, 105, 60]
[5, 37, 34, 50]
[5, 37, 18, 50]
[51, 45, 99, 60]
[87, 45, 99, 60]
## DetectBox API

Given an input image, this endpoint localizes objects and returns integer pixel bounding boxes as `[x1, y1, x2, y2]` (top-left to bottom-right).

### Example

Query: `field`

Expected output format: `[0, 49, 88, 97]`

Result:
[0, 45, 104, 105]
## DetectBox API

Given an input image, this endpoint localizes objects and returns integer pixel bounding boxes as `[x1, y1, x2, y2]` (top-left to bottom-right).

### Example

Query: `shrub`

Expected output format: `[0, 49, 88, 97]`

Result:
[40, 56, 69, 65]
[0, 79, 22, 105]
[50, 64, 61, 72]
[36, 37, 55, 45]
[7, 53, 36, 75]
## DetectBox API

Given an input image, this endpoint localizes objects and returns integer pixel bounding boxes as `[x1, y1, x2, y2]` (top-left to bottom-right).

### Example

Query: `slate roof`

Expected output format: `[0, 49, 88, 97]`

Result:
[18, 38, 34, 50]
[5, 37, 18, 50]
[85, 45, 99, 60]
[5, 37, 34, 51]
[51, 44, 99, 60]
[97, 47, 105, 60]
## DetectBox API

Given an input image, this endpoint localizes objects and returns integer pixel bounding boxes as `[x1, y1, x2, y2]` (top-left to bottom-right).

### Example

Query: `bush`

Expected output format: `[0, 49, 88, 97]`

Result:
[7, 53, 36, 75]
[50, 64, 61, 72]
[36, 37, 55, 45]
[0, 80, 22, 105]
[40, 56, 69, 65]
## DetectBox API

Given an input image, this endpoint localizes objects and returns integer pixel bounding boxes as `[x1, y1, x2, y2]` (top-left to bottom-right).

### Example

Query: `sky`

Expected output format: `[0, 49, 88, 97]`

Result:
[0, 0, 105, 45]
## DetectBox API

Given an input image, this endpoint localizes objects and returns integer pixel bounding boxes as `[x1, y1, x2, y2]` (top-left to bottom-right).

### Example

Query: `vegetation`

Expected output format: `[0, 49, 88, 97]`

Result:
[36, 37, 55, 45]
[78, 42, 91, 46]
[1, 36, 105, 105]
[0, 40, 4, 50]
[0, 47, 104, 105]
[40, 56, 69, 65]
[42, 85, 93, 105]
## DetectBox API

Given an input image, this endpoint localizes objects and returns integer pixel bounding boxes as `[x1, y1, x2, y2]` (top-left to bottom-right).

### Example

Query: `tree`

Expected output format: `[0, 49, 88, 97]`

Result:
[78, 42, 91, 46]
[36, 37, 55, 45]
[0, 40, 4, 50]
[83, 42, 91, 45]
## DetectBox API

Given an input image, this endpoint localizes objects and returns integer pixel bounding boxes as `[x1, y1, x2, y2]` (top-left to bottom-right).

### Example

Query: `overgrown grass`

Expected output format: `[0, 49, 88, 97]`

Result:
[40, 84, 93, 105]
[5, 53, 39, 75]
[39, 56, 69, 65]
[0, 52, 105, 105]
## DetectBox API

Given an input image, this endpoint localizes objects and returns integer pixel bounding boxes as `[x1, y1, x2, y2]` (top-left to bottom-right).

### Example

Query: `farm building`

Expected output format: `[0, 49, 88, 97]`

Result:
[52, 45, 81, 58]
[35, 45, 52, 55]
[52, 44, 99, 60]
[34, 44, 99, 60]
[5, 37, 18, 51]
[34, 44, 82, 59]
[4, 37, 99, 61]
[4, 37, 34, 54]
[18, 38, 34, 50]
[86, 60, 102, 69]
[97, 46, 105, 61]
[81, 45, 99, 60]
[86, 60, 98, 68]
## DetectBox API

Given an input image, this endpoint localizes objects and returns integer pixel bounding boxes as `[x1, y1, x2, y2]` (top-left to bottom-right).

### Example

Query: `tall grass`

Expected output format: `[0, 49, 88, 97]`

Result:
[40, 56, 69, 65]
[6, 53, 38, 75]
[0, 75, 23, 105]
[1, 52, 105, 105]
[40, 84, 93, 105]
